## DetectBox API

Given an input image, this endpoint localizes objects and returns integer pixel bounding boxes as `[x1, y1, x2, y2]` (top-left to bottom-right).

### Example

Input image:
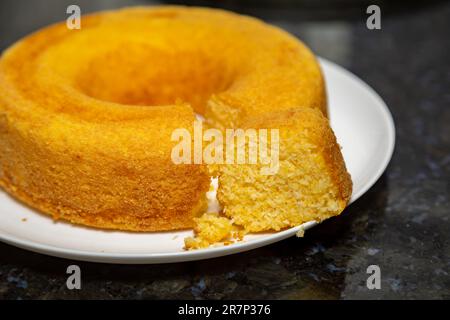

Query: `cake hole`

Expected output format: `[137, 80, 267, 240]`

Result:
[76, 44, 235, 113]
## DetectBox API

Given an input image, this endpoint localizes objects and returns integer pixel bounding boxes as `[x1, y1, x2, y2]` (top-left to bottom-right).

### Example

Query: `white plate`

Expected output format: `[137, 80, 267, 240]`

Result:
[0, 59, 395, 264]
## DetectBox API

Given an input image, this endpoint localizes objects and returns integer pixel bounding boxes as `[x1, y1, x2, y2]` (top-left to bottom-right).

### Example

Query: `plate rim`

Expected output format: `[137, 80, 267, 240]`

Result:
[0, 58, 396, 264]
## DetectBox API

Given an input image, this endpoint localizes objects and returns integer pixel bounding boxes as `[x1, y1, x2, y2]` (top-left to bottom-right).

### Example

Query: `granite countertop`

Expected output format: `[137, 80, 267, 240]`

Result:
[0, 0, 449, 299]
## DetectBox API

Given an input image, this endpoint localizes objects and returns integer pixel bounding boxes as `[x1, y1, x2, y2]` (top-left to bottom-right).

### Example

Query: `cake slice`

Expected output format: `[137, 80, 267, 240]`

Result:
[218, 107, 352, 232]
[185, 107, 352, 249]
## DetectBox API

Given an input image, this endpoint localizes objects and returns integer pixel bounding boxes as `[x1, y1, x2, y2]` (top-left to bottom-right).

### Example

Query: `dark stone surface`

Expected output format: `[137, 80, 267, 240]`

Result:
[0, 0, 449, 299]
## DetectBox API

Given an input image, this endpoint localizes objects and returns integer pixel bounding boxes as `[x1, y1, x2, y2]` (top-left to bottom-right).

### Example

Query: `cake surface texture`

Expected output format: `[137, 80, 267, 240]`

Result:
[0, 6, 351, 237]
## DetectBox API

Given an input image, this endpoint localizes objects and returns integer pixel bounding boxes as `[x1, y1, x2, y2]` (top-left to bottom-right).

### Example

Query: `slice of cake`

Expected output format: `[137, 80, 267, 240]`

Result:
[185, 107, 352, 249]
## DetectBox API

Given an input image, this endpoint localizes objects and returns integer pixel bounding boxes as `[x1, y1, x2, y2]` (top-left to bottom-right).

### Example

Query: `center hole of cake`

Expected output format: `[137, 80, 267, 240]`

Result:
[76, 44, 234, 113]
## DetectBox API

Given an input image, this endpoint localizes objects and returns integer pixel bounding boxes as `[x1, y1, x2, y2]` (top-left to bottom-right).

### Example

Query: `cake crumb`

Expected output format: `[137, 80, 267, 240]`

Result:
[21, 218, 27, 222]
[184, 213, 245, 250]
[296, 225, 305, 238]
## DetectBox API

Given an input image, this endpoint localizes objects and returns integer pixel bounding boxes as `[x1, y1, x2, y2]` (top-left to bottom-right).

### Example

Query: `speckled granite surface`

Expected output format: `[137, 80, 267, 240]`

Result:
[0, 0, 449, 299]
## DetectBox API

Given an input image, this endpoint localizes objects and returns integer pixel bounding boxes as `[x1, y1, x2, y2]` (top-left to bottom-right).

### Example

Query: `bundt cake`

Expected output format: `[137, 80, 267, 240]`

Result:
[0, 6, 351, 241]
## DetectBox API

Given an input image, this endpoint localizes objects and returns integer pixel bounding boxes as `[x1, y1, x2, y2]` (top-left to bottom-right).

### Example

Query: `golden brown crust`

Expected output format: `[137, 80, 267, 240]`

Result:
[0, 109, 210, 231]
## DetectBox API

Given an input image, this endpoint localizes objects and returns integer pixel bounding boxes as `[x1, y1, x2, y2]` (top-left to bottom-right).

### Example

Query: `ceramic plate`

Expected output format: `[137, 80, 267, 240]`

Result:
[0, 58, 395, 264]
